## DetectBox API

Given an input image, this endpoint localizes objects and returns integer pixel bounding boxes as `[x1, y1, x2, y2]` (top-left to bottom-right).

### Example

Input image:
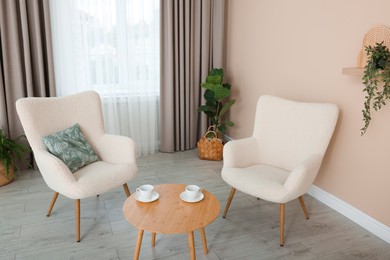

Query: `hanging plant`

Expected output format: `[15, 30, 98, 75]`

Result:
[361, 42, 390, 135]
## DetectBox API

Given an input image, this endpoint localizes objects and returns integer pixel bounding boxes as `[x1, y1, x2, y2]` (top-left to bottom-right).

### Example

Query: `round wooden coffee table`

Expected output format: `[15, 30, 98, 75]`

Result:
[123, 184, 220, 260]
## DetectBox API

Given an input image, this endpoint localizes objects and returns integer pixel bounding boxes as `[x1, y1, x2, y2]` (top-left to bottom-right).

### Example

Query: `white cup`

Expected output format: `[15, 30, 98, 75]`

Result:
[185, 185, 202, 200]
[136, 184, 154, 199]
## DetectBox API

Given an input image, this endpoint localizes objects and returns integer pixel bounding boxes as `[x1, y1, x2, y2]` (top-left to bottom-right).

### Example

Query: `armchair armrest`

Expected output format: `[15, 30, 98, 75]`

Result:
[223, 137, 259, 168]
[283, 154, 323, 199]
[34, 149, 76, 194]
[95, 134, 136, 164]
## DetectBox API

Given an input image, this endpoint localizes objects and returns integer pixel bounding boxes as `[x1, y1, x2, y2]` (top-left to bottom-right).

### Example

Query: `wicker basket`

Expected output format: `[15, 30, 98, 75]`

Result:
[197, 127, 223, 161]
[0, 162, 14, 187]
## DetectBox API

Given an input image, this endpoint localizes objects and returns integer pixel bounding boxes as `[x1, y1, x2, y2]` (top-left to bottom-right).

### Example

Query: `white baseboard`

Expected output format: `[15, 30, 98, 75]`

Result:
[308, 185, 390, 244]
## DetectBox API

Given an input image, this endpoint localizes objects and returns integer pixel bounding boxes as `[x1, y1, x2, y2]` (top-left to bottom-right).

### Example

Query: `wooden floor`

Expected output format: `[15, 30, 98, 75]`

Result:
[1, 150, 389, 260]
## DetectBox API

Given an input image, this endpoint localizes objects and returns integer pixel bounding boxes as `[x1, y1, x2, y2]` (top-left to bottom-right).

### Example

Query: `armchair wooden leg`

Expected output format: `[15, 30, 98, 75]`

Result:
[280, 203, 285, 247]
[75, 199, 80, 242]
[47, 192, 59, 217]
[123, 183, 131, 198]
[298, 196, 309, 219]
[151, 232, 156, 247]
[223, 188, 236, 218]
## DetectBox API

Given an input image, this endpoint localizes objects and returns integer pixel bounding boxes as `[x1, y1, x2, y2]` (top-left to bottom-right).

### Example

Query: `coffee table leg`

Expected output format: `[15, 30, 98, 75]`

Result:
[152, 232, 156, 247]
[188, 231, 196, 260]
[200, 227, 208, 254]
[134, 229, 144, 260]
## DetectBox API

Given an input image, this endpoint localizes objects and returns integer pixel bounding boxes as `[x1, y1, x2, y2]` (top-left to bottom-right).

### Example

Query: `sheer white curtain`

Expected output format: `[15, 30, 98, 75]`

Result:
[49, 0, 159, 156]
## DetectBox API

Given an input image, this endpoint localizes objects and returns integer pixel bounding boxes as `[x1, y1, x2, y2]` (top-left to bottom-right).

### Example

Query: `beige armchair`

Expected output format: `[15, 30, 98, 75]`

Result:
[221, 95, 338, 246]
[16, 91, 137, 242]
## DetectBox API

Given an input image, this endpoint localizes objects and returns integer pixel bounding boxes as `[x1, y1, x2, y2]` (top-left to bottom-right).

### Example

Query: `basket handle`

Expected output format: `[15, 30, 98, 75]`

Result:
[202, 126, 218, 139]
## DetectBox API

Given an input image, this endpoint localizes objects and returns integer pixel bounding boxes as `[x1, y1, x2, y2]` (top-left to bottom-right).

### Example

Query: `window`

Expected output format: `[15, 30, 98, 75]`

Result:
[50, 0, 160, 156]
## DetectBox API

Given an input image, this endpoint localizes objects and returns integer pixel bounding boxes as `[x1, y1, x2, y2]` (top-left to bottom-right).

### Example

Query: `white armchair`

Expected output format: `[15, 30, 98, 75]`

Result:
[222, 95, 338, 246]
[16, 91, 137, 242]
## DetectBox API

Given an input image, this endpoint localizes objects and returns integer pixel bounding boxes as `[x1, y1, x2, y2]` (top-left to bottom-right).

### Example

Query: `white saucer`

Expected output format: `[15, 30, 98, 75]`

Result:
[135, 191, 159, 203]
[180, 191, 204, 203]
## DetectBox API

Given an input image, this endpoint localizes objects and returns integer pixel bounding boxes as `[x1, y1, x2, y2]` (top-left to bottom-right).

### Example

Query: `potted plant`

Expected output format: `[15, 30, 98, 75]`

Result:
[361, 41, 390, 135]
[0, 128, 30, 186]
[198, 68, 236, 137]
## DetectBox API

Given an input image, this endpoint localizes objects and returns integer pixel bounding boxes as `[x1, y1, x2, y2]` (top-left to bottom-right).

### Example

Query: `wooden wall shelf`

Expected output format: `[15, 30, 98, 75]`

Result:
[342, 67, 363, 77]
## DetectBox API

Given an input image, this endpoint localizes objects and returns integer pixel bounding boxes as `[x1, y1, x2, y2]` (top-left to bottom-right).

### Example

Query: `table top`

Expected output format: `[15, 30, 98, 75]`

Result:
[123, 184, 220, 234]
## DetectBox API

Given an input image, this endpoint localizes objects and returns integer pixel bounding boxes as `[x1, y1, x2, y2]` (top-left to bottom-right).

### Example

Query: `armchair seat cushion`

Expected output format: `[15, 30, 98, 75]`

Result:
[222, 164, 291, 203]
[68, 161, 137, 199]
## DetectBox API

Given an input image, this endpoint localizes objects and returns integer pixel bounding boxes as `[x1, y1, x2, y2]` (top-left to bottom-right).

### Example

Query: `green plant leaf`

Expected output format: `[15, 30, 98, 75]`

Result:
[219, 99, 236, 117]
[204, 89, 216, 105]
[223, 120, 235, 127]
[213, 85, 230, 101]
[217, 124, 227, 133]
[206, 101, 216, 108]
[204, 111, 214, 118]
[206, 75, 222, 85]
[198, 105, 216, 113]
[211, 117, 218, 125]
[201, 82, 215, 90]
[209, 68, 224, 78]
[222, 83, 231, 89]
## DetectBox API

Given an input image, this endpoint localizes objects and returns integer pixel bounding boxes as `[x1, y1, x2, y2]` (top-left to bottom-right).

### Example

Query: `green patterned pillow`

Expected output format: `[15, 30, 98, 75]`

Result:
[43, 123, 99, 173]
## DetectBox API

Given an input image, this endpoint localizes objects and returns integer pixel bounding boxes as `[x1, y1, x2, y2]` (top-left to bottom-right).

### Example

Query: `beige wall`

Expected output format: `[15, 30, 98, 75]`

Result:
[225, 0, 390, 226]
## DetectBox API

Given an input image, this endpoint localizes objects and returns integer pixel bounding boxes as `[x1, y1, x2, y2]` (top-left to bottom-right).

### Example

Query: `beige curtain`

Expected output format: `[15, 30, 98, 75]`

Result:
[0, 0, 55, 167]
[160, 0, 226, 152]
[0, 0, 55, 137]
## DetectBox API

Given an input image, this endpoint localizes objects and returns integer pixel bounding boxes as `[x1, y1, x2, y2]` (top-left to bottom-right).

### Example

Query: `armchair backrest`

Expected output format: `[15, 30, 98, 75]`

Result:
[16, 91, 105, 152]
[253, 95, 339, 171]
